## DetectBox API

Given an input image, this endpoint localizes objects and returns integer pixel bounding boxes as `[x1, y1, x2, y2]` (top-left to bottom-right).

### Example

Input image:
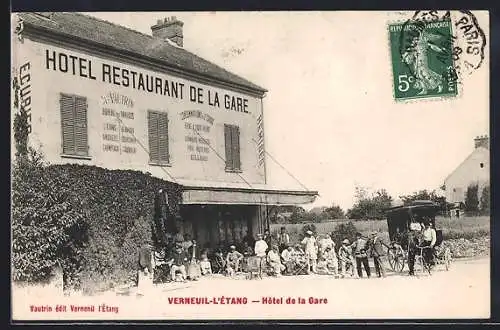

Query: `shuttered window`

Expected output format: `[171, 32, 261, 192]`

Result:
[224, 124, 241, 171]
[60, 93, 89, 157]
[148, 110, 170, 164]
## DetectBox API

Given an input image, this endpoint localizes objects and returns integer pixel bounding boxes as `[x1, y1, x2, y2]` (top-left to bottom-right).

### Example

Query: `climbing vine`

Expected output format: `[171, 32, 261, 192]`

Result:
[12, 76, 29, 158]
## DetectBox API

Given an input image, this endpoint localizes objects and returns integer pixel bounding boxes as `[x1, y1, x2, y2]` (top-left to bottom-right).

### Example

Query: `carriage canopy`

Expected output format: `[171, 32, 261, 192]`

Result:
[385, 200, 440, 243]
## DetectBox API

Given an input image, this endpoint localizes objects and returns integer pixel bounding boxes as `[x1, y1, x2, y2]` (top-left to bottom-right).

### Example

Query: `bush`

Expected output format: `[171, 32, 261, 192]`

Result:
[12, 149, 86, 284]
[479, 185, 490, 215]
[464, 184, 479, 216]
[331, 222, 358, 248]
[12, 154, 182, 292]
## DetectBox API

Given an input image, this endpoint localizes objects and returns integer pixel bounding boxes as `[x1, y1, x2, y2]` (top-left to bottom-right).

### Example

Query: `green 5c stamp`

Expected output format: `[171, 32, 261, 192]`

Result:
[389, 19, 458, 101]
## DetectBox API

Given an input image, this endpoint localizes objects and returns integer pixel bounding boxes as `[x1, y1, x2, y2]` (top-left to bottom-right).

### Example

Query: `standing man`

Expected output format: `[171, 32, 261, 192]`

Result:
[407, 223, 422, 276]
[263, 229, 273, 253]
[137, 242, 154, 296]
[301, 230, 318, 274]
[254, 233, 269, 277]
[369, 231, 389, 278]
[278, 227, 290, 253]
[421, 220, 437, 266]
[242, 230, 255, 250]
[352, 232, 371, 278]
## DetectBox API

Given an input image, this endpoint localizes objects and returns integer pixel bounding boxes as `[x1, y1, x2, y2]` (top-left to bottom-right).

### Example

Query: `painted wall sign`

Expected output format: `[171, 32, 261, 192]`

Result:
[45, 49, 250, 114]
[182, 110, 213, 162]
[18, 62, 32, 133]
[100, 92, 137, 154]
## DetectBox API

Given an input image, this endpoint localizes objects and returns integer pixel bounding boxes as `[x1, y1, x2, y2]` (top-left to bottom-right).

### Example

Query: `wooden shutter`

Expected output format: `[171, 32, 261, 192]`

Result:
[232, 126, 241, 170]
[224, 124, 233, 169]
[60, 94, 75, 155]
[74, 96, 88, 156]
[158, 113, 169, 163]
[148, 111, 159, 163]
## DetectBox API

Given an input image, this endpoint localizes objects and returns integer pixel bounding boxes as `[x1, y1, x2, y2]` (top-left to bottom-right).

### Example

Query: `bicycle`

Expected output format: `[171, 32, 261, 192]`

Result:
[415, 245, 433, 276]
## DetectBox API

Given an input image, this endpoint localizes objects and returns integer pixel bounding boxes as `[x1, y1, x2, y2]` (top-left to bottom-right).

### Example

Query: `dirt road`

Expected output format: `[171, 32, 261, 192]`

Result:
[12, 257, 490, 320]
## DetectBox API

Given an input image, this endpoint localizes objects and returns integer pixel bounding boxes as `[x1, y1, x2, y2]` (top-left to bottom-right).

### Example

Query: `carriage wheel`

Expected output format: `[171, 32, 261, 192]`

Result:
[444, 248, 452, 271]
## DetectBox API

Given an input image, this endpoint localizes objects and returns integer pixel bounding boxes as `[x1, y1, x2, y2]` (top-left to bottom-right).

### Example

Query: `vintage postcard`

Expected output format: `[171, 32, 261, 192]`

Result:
[11, 11, 490, 321]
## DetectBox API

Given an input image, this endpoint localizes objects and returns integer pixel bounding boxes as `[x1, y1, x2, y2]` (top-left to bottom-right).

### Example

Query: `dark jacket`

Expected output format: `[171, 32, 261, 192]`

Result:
[138, 246, 153, 272]
[369, 236, 388, 257]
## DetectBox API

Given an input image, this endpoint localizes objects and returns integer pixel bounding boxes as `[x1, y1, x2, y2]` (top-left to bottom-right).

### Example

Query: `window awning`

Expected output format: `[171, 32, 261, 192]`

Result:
[177, 180, 318, 206]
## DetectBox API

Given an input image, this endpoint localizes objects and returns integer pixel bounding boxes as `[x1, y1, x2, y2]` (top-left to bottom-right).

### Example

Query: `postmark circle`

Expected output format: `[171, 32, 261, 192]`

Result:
[399, 10, 486, 81]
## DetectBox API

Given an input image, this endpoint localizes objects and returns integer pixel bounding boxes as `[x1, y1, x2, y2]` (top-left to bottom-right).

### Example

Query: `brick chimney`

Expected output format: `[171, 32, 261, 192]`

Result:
[474, 135, 489, 149]
[151, 17, 184, 47]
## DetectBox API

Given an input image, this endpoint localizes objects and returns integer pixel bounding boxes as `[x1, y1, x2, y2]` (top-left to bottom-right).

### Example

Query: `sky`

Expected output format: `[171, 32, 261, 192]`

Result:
[86, 11, 489, 211]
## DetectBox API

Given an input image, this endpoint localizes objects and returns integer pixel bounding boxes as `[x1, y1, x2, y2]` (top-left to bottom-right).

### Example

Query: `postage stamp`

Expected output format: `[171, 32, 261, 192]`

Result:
[389, 10, 486, 101]
[389, 19, 458, 101]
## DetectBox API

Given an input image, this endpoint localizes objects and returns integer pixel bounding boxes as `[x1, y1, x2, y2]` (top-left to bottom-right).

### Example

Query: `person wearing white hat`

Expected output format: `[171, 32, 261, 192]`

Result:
[338, 239, 355, 277]
[301, 230, 318, 274]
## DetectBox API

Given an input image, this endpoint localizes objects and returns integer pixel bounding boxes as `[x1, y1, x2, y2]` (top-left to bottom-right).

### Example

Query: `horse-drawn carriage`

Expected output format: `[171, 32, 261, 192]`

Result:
[386, 200, 452, 275]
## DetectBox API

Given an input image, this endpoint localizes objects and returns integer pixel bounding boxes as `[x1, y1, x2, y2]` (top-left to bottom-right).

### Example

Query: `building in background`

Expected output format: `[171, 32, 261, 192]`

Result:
[11, 12, 317, 248]
[443, 135, 489, 206]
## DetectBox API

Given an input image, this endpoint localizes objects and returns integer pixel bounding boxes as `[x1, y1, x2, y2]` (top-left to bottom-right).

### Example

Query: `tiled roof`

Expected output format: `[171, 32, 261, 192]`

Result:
[17, 12, 267, 94]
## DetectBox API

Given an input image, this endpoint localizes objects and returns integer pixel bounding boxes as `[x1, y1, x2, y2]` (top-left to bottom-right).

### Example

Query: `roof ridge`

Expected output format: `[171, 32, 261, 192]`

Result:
[73, 12, 253, 82]
[70, 12, 157, 41]
[17, 11, 267, 93]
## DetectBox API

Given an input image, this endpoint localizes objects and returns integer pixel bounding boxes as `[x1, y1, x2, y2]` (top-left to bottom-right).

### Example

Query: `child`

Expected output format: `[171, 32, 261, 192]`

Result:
[200, 252, 212, 275]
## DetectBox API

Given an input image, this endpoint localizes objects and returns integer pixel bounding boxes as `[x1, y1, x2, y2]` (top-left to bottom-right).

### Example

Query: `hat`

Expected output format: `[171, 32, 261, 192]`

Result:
[230, 245, 236, 249]
[371, 231, 378, 236]
[342, 239, 350, 244]
[257, 233, 263, 237]
[306, 230, 313, 235]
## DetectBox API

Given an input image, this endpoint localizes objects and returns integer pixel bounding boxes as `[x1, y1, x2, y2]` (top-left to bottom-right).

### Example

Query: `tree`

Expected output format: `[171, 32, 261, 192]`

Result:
[347, 187, 393, 220]
[322, 204, 346, 220]
[399, 189, 448, 215]
[464, 184, 479, 215]
[479, 185, 490, 215]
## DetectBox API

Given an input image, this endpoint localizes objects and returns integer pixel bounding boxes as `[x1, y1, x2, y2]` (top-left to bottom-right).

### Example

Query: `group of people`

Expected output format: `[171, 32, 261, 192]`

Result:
[206, 227, 393, 279]
[290, 229, 390, 278]
[136, 221, 439, 294]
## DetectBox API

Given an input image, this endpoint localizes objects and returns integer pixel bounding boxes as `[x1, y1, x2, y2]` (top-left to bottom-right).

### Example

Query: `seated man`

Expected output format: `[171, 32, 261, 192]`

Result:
[226, 245, 243, 276]
[316, 256, 329, 274]
[267, 244, 285, 277]
[338, 239, 355, 277]
[318, 234, 335, 258]
[324, 246, 339, 277]
[169, 243, 188, 282]
[281, 245, 295, 275]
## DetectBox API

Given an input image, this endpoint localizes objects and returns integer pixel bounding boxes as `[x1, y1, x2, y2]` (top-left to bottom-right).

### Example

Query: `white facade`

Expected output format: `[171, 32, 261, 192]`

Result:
[444, 145, 489, 203]
[12, 36, 266, 186]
